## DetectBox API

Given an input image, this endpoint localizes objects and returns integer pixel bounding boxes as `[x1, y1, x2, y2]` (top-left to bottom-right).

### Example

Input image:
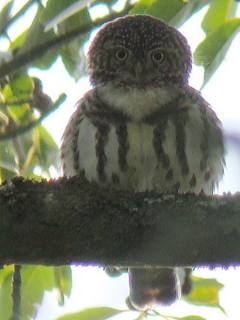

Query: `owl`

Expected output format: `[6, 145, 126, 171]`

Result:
[61, 15, 225, 310]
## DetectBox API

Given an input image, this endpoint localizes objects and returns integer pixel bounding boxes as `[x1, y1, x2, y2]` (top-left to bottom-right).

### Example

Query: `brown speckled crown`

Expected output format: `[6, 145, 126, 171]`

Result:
[88, 15, 192, 85]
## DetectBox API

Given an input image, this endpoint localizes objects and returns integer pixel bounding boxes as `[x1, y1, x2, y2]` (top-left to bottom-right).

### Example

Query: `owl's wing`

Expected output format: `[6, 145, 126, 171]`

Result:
[185, 88, 225, 194]
[61, 99, 85, 177]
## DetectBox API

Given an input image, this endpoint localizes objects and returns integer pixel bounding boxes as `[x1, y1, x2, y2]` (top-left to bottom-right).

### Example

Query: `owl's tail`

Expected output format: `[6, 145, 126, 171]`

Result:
[128, 267, 192, 310]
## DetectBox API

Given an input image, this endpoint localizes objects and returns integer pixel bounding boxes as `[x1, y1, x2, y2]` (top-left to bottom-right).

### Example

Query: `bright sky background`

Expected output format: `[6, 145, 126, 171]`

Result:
[1, 1, 240, 320]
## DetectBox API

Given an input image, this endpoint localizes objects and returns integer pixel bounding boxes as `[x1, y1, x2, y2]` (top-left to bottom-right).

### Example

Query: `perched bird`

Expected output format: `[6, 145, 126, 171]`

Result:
[61, 15, 225, 310]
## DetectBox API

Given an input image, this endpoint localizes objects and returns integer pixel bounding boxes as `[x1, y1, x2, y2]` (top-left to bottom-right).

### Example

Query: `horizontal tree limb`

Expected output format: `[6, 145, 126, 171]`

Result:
[0, 176, 239, 268]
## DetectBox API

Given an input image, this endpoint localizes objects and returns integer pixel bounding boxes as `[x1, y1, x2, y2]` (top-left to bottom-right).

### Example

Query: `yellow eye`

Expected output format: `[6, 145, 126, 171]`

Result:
[115, 48, 129, 61]
[151, 50, 164, 63]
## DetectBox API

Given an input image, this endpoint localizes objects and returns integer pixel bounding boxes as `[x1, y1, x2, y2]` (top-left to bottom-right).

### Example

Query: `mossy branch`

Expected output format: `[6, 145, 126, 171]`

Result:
[0, 176, 239, 268]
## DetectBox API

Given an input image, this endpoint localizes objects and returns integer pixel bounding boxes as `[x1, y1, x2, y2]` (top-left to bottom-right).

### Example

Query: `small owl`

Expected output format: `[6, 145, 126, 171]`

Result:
[61, 15, 225, 309]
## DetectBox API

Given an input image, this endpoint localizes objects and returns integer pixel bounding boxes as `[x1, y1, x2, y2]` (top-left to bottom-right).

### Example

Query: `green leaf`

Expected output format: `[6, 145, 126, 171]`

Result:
[19, 7, 58, 69]
[58, 6, 91, 79]
[169, 0, 207, 27]
[0, 140, 18, 181]
[0, 0, 13, 34]
[0, 265, 14, 285]
[42, 0, 91, 29]
[61, 43, 86, 80]
[202, 0, 238, 34]
[40, 0, 91, 78]
[54, 266, 72, 305]
[10, 75, 34, 100]
[133, 312, 146, 320]
[194, 18, 240, 87]
[2, 75, 34, 122]
[9, 29, 29, 51]
[56, 307, 125, 320]
[36, 125, 60, 173]
[179, 317, 206, 320]
[38, 124, 57, 148]
[130, 0, 207, 27]
[40, 0, 80, 25]
[0, 267, 13, 320]
[184, 276, 224, 312]
[59, 6, 91, 33]
[0, 110, 14, 183]
[0, 266, 57, 320]
[0, 92, 60, 178]
[20, 266, 56, 320]
[131, 0, 185, 22]
[2, 74, 33, 109]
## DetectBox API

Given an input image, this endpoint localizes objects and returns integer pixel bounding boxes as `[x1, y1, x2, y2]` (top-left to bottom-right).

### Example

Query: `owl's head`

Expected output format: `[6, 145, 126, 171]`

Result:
[88, 15, 192, 88]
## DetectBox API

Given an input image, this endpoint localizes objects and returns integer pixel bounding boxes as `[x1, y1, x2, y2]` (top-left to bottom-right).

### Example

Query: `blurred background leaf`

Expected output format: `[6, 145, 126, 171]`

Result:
[194, 17, 240, 87]
[184, 276, 225, 313]
[55, 306, 126, 320]
[54, 266, 72, 305]
[0, 0, 14, 35]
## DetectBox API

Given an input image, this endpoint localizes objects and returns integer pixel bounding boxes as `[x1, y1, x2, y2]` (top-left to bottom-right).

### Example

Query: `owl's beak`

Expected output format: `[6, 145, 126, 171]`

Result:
[133, 62, 146, 81]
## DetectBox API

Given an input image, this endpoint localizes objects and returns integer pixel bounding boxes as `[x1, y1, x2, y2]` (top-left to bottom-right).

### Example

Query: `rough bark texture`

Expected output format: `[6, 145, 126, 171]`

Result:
[0, 176, 239, 267]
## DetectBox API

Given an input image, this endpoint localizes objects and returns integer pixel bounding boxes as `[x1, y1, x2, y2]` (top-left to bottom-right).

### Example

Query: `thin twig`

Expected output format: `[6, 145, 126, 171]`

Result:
[0, 3, 134, 79]
[0, 93, 66, 141]
[11, 265, 22, 320]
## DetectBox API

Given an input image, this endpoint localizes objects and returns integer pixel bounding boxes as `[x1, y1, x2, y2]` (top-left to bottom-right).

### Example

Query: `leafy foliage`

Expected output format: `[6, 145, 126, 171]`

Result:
[184, 276, 225, 312]
[0, 265, 72, 320]
[131, 0, 240, 86]
[0, 0, 14, 35]
[194, 17, 240, 86]
[0, 0, 239, 319]
[54, 266, 72, 305]
[56, 307, 126, 320]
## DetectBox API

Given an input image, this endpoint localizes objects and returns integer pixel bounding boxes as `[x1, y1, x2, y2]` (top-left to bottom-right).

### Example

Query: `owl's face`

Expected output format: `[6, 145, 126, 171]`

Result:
[88, 15, 192, 88]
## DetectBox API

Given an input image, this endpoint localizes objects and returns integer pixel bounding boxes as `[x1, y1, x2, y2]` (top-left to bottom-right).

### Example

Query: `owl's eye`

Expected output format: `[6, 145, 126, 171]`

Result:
[151, 50, 165, 63]
[115, 48, 129, 61]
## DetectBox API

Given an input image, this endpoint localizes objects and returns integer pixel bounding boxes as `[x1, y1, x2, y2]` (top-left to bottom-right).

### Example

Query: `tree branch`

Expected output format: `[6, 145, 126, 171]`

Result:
[0, 176, 239, 268]
[11, 265, 22, 320]
[0, 3, 134, 79]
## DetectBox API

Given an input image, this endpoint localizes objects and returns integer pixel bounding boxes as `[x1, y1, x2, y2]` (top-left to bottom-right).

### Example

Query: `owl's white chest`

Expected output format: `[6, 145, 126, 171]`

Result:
[66, 115, 219, 194]
[97, 84, 175, 121]
[122, 122, 157, 190]
[62, 86, 224, 194]
[74, 119, 158, 191]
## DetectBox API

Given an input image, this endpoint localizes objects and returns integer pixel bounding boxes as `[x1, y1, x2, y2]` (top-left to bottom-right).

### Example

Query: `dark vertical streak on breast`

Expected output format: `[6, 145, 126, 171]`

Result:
[115, 122, 129, 172]
[173, 111, 189, 176]
[189, 174, 196, 188]
[112, 173, 120, 184]
[165, 168, 173, 180]
[153, 120, 170, 169]
[94, 121, 110, 182]
[204, 170, 211, 181]
[72, 111, 83, 173]
[172, 182, 180, 193]
[199, 107, 210, 172]
[60, 144, 67, 174]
